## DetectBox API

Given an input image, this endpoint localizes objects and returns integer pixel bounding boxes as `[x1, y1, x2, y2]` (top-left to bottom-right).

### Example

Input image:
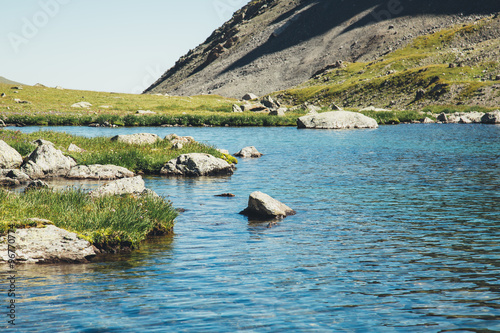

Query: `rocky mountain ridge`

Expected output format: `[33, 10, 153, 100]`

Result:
[145, 0, 500, 104]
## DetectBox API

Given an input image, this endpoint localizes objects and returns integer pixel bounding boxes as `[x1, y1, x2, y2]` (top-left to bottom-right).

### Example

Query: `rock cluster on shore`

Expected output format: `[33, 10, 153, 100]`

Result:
[437, 110, 500, 124]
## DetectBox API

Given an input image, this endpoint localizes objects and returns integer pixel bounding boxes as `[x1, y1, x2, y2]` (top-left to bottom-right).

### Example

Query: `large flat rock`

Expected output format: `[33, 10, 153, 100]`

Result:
[0, 224, 96, 264]
[297, 111, 378, 129]
[160, 153, 235, 177]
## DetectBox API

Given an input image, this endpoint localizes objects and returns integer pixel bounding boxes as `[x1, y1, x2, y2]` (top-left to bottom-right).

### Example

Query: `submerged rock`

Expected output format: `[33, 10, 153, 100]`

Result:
[240, 191, 296, 219]
[234, 146, 263, 158]
[297, 111, 378, 129]
[0, 224, 96, 264]
[0, 140, 23, 169]
[21, 143, 77, 179]
[67, 165, 135, 180]
[160, 153, 235, 177]
[111, 133, 162, 145]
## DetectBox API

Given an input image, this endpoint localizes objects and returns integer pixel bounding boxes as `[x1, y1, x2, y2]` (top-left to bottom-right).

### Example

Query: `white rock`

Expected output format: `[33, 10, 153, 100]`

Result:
[240, 191, 296, 219]
[297, 111, 378, 129]
[0, 224, 96, 264]
[0, 140, 23, 169]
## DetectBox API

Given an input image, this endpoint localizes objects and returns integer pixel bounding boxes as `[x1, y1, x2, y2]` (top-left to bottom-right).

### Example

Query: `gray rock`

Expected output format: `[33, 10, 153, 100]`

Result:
[242, 93, 258, 100]
[68, 143, 85, 152]
[360, 106, 390, 112]
[306, 105, 321, 114]
[165, 134, 195, 146]
[232, 104, 243, 113]
[0, 169, 30, 184]
[242, 103, 268, 112]
[21, 144, 76, 179]
[1, 93, 6, 98]
[90, 176, 146, 198]
[437, 112, 448, 123]
[421, 117, 435, 124]
[136, 110, 156, 115]
[240, 191, 296, 219]
[32, 139, 54, 146]
[261, 96, 280, 109]
[482, 110, 500, 124]
[217, 149, 230, 155]
[172, 142, 183, 150]
[24, 180, 49, 192]
[160, 153, 235, 177]
[111, 133, 162, 145]
[67, 165, 134, 180]
[297, 111, 378, 129]
[234, 146, 263, 158]
[330, 103, 343, 111]
[0, 177, 19, 187]
[0, 224, 96, 264]
[0, 140, 23, 169]
[440, 112, 485, 124]
[269, 108, 287, 116]
[71, 102, 92, 108]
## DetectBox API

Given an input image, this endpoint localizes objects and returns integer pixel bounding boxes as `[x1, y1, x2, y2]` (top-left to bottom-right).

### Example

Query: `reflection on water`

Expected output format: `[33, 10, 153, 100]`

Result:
[3, 124, 500, 332]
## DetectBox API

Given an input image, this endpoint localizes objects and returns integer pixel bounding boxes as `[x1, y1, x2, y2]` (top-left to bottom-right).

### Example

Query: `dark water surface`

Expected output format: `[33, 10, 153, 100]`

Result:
[3, 124, 499, 332]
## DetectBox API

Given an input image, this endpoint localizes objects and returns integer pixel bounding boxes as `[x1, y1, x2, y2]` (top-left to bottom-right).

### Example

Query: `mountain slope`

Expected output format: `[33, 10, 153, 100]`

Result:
[145, 0, 500, 99]
[0, 76, 24, 86]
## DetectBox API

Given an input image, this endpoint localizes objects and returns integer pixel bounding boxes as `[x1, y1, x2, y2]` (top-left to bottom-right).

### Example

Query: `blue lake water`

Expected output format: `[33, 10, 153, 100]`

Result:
[2, 124, 500, 332]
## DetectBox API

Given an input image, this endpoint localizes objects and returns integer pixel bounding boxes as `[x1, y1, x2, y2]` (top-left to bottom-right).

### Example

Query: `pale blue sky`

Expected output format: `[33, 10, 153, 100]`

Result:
[0, 0, 246, 93]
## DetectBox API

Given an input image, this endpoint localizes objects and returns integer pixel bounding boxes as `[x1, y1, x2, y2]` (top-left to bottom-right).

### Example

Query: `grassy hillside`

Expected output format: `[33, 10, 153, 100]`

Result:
[0, 84, 299, 126]
[276, 16, 500, 112]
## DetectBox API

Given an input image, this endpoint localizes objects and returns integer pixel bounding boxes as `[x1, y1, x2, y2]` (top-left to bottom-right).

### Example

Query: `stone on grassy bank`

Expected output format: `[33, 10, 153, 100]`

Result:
[90, 176, 146, 198]
[160, 153, 235, 177]
[240, 191, 296, 219]
[111, 133, 162, 145]
[0, 223, 97, 264]
[21, 143, 77, 179]
[297, 111, 378, 129]
[0, 140, 23, 169]
[67, 165, 135, 180]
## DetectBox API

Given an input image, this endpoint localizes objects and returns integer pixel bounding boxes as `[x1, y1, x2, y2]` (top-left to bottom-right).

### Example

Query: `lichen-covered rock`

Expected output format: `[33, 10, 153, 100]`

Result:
[234, 146, 263, 158]
[240, 191, 296, 219]
[111, 133, 162, 145]
[160, 153, 235, 177]
[297, 111, 378, 129]
[0, 224, 96, 264]
[90, 176, 146, 198]
[21, 144, 77, 179]
[67, 165, 134, 180]
[0, 140, 23, 169]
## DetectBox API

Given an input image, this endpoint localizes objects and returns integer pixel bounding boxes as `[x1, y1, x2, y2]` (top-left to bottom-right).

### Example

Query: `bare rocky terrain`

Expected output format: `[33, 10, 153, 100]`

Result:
[145, 0, 500, 101]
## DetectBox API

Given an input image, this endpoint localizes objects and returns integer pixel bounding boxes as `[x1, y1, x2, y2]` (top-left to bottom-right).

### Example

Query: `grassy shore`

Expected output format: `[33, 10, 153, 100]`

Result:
[0, 188, 177, 251]
[0, 129, 237, 174]
[0, 130, 236, 253]
[0, 83, 300, 127]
